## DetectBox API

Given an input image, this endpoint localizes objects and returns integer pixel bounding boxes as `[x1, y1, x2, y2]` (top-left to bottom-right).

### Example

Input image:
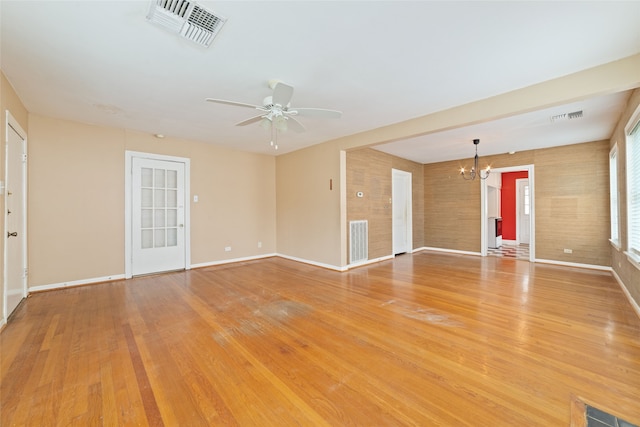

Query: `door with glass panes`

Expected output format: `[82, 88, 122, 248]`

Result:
[132, 157, 186, 276]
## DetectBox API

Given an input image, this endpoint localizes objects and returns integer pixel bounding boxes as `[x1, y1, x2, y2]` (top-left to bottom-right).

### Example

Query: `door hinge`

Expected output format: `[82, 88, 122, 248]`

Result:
[22, 153, 27, 163]
[24, 268, 28, 278]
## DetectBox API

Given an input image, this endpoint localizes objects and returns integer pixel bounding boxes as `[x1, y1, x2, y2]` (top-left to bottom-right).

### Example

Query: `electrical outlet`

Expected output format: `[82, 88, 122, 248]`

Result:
[563, 248, 573, 254]
[258, 241, 262, 248]
[224, 246, 231, 252]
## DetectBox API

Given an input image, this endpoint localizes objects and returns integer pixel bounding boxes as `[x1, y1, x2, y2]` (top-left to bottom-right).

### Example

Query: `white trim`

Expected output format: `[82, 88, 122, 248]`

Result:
[349, 254, 395, 269]
[609, 239, 622, 251]
[190, 253, 277, 269]
[125, 151, 191, 279]
[4, 110, 28, 322]
[623, 251, 640, 271]
[482, 165, 535, 262]
[0, 317, 6, 330]
[29, 274, 126, 293]
[418, 246, 482, 257]
[625, 104, 640, 262]
[502, 239, 517, 245]
[611, 269, 640, 320]
[609, 143, 621, 246]
[534, 258, 611, 271]
[277, 254, 348, 272]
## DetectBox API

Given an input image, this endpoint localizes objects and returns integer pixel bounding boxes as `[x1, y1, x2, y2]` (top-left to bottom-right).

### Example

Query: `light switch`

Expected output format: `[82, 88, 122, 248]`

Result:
[193, 195, 199, 203]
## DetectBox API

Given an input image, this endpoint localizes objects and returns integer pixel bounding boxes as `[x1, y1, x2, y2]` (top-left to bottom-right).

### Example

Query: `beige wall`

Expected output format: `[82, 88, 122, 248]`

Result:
[610, 88, 640, 308]
[346, 148, 424, 260]
[1, 70, 29, 322]
[424, 141, 611, 266]
[27, 115, 276, 287]
[276, 140, 343, 268]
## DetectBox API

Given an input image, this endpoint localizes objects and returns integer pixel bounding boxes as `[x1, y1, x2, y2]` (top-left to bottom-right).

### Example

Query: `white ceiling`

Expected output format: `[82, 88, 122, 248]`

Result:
[2, 1, 639, 162]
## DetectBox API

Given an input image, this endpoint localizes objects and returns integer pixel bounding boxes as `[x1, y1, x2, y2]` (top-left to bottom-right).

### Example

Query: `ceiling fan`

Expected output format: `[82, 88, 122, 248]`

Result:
[206, 79, 342, 150]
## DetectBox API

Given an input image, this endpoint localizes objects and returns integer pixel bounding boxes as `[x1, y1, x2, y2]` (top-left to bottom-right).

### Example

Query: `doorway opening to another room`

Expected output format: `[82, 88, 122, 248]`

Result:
[481, 165, 535, 262]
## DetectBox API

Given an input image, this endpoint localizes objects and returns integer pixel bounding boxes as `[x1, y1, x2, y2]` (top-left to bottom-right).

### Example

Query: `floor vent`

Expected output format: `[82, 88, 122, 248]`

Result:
[350, 220, 368, 264]
[147, 0, 226, 48]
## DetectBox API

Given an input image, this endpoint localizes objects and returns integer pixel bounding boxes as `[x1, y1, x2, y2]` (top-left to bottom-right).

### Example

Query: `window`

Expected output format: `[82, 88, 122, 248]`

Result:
[627, 108, 640, 263]
[610, 144, 620, 246]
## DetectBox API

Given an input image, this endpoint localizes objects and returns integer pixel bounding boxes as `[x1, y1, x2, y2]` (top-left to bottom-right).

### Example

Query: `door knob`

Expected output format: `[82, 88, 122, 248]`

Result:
[7, 232, 17, 238]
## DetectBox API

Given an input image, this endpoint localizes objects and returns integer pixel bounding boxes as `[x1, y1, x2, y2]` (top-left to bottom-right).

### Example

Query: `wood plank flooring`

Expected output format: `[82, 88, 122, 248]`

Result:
[2, 252, 639, 426]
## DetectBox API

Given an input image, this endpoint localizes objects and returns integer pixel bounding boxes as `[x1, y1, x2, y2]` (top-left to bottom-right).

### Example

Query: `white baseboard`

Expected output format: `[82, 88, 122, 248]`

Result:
[276, 254, 348, 272]
[502, 239, 517, 245]
[29, 274, 126, 293]
[611, 269, 640, 320]
[418, 246, 482, 257]
[190, 253, 277, 269]
[0, 317, 6, 331]
[348, 254, 394, 269]
[534, 258, 612, 272]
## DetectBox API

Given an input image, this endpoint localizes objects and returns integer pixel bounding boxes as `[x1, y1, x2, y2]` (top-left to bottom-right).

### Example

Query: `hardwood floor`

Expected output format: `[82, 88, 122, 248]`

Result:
[2, 252, 639, 426]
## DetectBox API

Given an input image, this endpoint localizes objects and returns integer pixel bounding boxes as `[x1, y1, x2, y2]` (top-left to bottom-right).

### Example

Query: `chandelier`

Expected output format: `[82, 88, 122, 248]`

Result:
[460, 139, 491, 180]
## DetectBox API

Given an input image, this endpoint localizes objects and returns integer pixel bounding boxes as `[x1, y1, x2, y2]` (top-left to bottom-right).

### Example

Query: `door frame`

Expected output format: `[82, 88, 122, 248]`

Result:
[392, 168, 413, 255]
[515, 178, 530, 244]
[125, 151, 191, 279]
[3, 111, 28, 324]
[481, 164, 535, 262]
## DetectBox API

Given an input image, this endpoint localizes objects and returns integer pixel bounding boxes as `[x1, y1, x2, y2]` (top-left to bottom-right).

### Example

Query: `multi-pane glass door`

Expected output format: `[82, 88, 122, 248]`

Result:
[132, 157, 185, 276]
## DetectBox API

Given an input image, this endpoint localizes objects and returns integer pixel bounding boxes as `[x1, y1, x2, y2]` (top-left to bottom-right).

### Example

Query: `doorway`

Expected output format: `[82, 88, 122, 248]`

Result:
[3, 112, 28, 322]
[125, 152, 190, 277]
[392, 169, 412, 255]
[516, 178, 530, 244]
[481, 165, 535, 262]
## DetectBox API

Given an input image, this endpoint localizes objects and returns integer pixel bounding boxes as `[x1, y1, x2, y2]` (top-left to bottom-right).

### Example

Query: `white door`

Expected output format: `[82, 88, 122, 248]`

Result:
[4, 114, 27, 319]
[516, 179, 530, 244]
[131, 157, 186, 276]
[392, 169, 412, 255]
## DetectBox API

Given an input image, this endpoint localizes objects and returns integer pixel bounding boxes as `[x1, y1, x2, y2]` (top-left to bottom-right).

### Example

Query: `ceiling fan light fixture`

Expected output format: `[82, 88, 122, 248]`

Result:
[273, 115, 288, 131]
[260, 117, 271, 130]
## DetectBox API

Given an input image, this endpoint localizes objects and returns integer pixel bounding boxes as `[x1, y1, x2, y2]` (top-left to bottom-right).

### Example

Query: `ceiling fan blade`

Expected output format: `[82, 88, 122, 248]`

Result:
[235, 114, 266, 127]
[291, 107, 342, 118]
[286, 116, 306, 133]
[272, 82, 294, 107]
[206, 98, 261, 109]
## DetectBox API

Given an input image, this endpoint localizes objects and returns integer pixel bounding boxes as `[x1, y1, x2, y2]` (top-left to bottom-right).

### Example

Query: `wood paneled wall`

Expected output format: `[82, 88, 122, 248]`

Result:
[346, 149, 424, 260]
[424, 140, 611, 266]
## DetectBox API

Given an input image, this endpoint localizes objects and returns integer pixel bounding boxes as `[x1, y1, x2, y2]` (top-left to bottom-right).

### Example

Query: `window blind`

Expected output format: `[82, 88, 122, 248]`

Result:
[628, 119, 640, 258]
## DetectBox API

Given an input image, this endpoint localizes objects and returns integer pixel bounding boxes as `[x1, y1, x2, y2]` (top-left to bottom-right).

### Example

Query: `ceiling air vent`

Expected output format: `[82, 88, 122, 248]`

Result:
[550, 110, 584, 123]
[147, 0, 226, 48]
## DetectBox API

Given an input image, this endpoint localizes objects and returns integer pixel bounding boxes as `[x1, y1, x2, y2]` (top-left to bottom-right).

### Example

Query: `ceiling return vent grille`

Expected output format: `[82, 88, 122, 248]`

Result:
[550, 110, 584, 123]
[146, 0, 226, 48]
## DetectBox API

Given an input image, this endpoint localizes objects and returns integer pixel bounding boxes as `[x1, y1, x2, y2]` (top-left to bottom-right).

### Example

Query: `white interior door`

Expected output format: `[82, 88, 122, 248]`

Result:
[131, 157, 186, 276]
[4, 114, 27, 320]
[392, 169, 412, 255]
[516, 179, 530, 244]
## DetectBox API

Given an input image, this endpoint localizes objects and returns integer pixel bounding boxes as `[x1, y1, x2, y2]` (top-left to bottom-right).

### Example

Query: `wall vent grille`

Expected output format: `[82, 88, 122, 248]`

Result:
[147, 0, 226, 48]
[550, 110, 584, 122]
[350, 220, 368, 264]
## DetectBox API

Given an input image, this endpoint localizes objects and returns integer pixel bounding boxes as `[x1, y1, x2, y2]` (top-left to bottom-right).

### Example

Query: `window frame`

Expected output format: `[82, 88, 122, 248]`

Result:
[625, 104, 640, 268]
[609, 143, 620, 248]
